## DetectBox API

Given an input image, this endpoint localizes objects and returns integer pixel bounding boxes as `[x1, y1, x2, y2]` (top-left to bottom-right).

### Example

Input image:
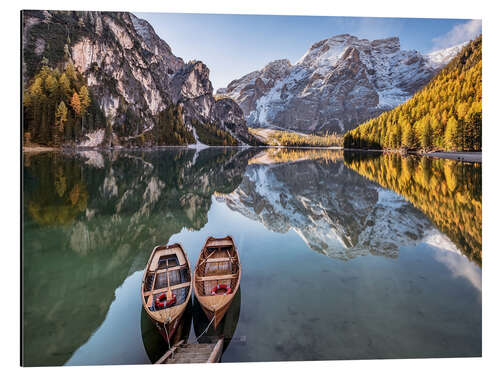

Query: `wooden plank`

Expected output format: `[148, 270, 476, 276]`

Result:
[207, 338, 224, 363]
[143, 282, 191, 297]
[196, 274, 237, 282]
[155, 340, 184, 364]
[154, 265, 187, 274]
[205, 257, 235, 263]
[197, 250, 217, 268]
[151, 272, 158, 295]
[207, 239, 233, 247]
[149, 247, 186, 271]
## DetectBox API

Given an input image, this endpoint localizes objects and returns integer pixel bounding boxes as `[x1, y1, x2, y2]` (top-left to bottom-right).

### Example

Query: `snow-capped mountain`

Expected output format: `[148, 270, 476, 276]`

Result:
[217, 34, 465, 134]
[425, 41, 468, 69]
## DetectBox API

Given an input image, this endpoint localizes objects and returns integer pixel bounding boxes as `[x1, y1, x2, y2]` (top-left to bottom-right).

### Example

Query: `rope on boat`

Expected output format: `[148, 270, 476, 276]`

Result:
[189, 314, 216, 344]
[163, 321, 171, 352]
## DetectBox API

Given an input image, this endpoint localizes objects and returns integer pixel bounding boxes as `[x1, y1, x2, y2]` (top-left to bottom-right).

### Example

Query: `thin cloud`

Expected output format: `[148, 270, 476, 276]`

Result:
[432, 19, 482, 50]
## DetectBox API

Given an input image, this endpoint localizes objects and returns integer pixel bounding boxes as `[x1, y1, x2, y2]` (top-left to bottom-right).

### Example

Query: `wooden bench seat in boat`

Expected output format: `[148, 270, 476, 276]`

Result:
[143, 281, 192, 298]
[206, 239, 233, 247]
[148, 246, 186, 271]
[154, 265, 186, 274]
[205, 257, 235, 263]
[197, 274, 238, 282]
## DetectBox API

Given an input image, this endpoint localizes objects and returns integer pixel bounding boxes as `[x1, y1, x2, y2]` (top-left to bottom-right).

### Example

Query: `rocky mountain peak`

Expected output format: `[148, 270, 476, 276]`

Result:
[218, 33, 464, 134]
[298, 34, 401, 69]
[425, 41, 468, 69]
[171, 60, 213, 103]
[22, 10, 257, 146]
[370, 36, 400, 53]
[262, 59, 292, 76]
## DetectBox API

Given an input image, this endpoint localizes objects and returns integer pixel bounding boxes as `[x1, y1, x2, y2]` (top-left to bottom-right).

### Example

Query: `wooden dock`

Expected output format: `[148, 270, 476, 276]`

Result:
[155, 338, 224, 364]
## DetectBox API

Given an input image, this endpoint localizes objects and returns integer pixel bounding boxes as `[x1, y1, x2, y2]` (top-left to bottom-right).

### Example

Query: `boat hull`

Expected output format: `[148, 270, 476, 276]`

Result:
[141, 243, 192, 346]
[199, 294, 233, 329]
[194, 236, 241, 330]
[149, 312, 182, 344]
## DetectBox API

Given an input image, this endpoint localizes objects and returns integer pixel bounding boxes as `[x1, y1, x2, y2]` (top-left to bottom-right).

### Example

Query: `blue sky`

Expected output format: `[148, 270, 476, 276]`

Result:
[135, 13, 481, 90]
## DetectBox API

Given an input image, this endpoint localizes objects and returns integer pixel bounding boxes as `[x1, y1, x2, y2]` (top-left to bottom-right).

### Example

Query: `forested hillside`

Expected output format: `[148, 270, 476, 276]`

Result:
[344, 36, 482, 151]
[23, 63, 105, 146]
[23, 63, 201, 147]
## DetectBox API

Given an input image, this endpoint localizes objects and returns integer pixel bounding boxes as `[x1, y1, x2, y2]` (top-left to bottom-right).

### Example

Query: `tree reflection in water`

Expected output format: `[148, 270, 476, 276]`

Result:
[344, 151, 481, 265]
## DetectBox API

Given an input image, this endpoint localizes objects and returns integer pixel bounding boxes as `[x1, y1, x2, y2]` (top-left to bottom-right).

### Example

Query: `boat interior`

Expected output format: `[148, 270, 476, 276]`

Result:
[143, 244, 191, 311]
[195, 238, 239, 297]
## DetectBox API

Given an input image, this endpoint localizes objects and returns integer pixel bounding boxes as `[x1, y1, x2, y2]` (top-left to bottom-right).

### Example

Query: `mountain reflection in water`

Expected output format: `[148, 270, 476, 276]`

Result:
[22, 148, 482, 366]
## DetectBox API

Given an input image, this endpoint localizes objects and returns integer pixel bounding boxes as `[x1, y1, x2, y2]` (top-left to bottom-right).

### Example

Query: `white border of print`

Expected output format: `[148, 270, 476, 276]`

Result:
[3, 1, 498, 375]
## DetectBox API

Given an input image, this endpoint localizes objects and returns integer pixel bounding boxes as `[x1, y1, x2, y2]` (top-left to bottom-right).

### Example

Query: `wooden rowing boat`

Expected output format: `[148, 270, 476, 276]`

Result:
[141, 299, 193, 363]
[193, 287, 241, 357]
[193, 236, 241, 329]
[141, 243, 192, 344]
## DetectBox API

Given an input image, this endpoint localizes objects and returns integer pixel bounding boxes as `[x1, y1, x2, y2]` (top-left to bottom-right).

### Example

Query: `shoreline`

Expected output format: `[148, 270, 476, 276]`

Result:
[23, 145, 482, 163]
[344, 148, 482, 163]
[23, 146, 59, 153]
[22, 144, 342, 153]
[416, 151, 482, 163]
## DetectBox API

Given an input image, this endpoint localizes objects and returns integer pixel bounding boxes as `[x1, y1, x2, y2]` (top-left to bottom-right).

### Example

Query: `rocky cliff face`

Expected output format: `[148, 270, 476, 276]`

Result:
[22, 10, 255, 145]
[210, 98, 257, 144]
[171, 61, 256, 144]
[217, 34, 463, 134]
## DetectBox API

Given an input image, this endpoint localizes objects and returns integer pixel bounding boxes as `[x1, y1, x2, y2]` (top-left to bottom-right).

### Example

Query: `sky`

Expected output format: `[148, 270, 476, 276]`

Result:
[135, 13, 482, 91]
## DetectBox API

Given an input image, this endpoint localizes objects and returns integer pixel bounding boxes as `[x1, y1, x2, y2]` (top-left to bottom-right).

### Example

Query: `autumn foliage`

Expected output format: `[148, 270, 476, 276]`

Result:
[344, 36, 482, 152]
[23, 62, 103, 146]
[344, 152, 482, 265]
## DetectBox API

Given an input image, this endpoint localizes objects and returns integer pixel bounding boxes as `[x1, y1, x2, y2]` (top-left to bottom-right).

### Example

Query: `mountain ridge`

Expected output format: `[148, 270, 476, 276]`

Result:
[217, 34, 465, 134]
[22, 10, 258, 147]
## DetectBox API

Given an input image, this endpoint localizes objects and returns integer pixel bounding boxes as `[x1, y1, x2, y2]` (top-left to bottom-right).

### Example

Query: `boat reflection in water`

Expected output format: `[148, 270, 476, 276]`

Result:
[141, 300, 193, 363]
[141, 287, 241, 363]
[193, 288, 241, 355]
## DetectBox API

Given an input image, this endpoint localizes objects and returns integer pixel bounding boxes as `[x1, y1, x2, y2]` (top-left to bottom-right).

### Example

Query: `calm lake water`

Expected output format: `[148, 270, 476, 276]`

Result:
[22, 148, 482, 366]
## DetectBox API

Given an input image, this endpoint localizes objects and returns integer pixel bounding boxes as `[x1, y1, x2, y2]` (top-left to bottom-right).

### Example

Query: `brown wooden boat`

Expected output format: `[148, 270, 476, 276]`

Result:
[141, 243, 192, 344]
[193, 236, 241, 329]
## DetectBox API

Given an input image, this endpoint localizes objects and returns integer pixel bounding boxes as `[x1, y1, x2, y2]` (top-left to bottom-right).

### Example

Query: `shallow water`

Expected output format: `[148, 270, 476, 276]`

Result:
[22, 148, 482, 366]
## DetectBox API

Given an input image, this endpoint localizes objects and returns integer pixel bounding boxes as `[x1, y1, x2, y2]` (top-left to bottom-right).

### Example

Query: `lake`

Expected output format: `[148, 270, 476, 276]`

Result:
[22, 147, 482, 366]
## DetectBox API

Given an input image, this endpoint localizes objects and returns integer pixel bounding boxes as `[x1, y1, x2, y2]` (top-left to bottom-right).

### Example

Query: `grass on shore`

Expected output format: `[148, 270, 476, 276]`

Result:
[249, 148, 343, 164]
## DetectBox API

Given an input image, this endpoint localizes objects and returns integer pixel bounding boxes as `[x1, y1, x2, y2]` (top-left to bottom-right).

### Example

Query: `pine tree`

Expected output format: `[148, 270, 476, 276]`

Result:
[55, 101, 68, 130]
[54, 101, 68, 145]
[79, 85, 90, 114]
[445, 116, 459, 150]
[402, 122, 418, 149]
[420, 120, 433, 151]
[65, 62, 77, 84]
[59, 73, 72, 100]
[78, 85, 90, 134]
[71, 91, 81, 116]
[38, 101, 48, 144]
